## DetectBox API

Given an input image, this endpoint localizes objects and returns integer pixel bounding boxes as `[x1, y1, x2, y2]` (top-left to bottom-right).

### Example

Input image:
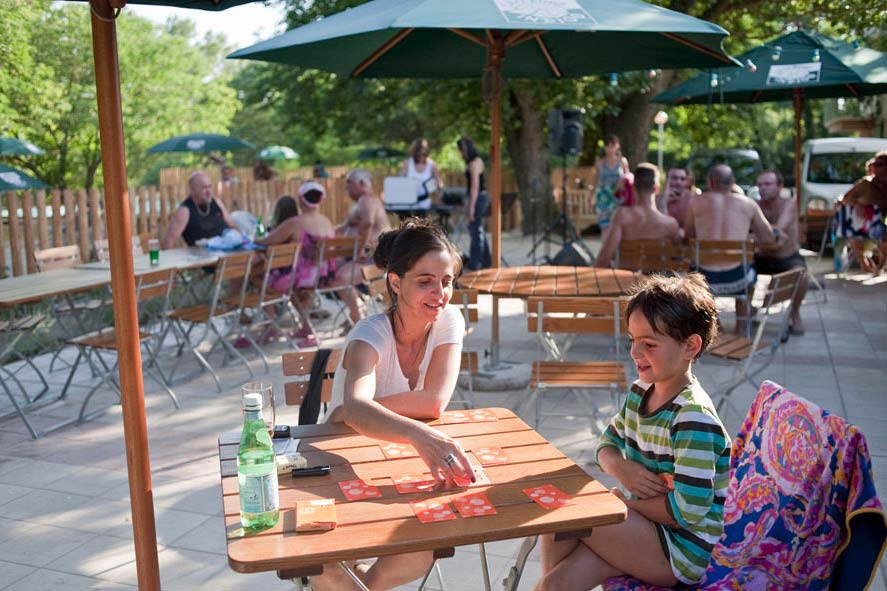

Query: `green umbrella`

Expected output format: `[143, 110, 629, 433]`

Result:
[258, 145, 299, 160]
[653, 30, 887, 209]
[229, 0, 739, 366]
[0, 164, 47, 191]
[0, 137, 45, 156]
[357, 146, 408, 161]
[147, 132, 255, 153]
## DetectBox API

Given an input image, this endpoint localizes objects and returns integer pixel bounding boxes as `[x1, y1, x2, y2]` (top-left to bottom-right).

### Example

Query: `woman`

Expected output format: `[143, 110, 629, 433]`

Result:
[313, 219, 471, 591]
[457, 136, 491, 270]
[401, 138, 443, 214]
[592, 134, 631, 243]
[254, 182, 336, 347]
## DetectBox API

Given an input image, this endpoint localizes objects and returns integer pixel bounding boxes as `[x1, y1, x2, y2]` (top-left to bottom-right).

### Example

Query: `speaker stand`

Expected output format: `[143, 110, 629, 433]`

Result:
[528, 152, 583, 263]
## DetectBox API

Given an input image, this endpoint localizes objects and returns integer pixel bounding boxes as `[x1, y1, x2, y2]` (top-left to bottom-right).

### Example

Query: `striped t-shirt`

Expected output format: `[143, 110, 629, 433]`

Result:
[596, 379, 731, 584]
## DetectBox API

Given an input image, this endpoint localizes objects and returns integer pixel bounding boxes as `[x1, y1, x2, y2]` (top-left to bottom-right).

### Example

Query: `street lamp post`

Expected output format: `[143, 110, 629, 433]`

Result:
[654, 110, 669, 172]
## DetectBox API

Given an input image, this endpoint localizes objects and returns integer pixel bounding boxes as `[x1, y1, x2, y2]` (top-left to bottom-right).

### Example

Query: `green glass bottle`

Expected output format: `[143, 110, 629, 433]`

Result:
[255, 215, 266, 238]
[237, 393, 279, 530]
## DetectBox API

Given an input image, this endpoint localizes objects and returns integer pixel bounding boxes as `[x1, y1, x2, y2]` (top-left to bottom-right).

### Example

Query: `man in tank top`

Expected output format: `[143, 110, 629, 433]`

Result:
[162, 170, 238, 249]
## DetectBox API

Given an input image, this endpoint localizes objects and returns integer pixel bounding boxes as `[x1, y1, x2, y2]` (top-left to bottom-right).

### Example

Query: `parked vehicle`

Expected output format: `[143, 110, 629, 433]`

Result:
[801, 137, 887, 209]
[688, 148, 763, 194]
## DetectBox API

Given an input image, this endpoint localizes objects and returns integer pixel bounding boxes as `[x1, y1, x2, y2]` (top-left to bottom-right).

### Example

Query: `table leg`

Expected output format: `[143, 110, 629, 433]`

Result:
[479, 541, 491, 591]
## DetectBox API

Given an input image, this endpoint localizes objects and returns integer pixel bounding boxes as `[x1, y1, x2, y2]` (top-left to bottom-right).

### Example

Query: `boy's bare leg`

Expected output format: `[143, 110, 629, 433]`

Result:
[534, 507, 676, 591]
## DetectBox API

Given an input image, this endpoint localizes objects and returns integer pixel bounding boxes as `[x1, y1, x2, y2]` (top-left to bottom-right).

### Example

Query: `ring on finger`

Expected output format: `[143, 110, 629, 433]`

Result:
[444, 453, 457, 467]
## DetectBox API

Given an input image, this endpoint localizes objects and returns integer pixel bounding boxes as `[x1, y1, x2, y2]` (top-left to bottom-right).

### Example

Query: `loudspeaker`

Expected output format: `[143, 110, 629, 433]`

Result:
[548, 108, 584, 155]
[551, 240, 594, 267]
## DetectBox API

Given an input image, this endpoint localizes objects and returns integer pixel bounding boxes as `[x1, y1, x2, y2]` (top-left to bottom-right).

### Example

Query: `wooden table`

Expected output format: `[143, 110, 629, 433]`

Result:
[217, 407, 626, 586]
[458, 266, 640, 367]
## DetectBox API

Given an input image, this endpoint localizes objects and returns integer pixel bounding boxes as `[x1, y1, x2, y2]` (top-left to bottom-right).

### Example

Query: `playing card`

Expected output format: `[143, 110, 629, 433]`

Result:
[523, 484, 573, 509]
[472, 446, 509, 466]
[410, 499, 457, 523]
[441, 409, 499, 424]
[452, 492, 497, 518]
[380, 442, 419, 459]
[393, 474, 438, 495]
[338, 479, 382, 501]
[452, 463, 490, 488]
[659, 473, 674, 491]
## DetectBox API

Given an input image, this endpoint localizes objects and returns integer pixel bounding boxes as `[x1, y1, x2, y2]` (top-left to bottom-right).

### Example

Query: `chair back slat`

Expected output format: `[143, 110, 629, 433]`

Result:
[282, 349, 341, 406]
[617, 240, 690, 273]
[136, 268, 175, 302]
[319, 236, 358, 261]
[33, 244, 81, 271]
[217, 251, 253, 282]
[691, 239, 754, 267]
[264, 242, 299, 271]
[451, 288, 480, 326]
[460, 351, 479, 376]
[94, 236, 144, 262]
[527, 297, 626, 335]
[764, 268, 803, 307]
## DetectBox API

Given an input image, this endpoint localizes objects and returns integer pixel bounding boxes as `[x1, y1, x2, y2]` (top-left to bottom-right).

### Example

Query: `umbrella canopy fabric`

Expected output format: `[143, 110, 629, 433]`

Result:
[0, 137, 45, 156]
[147, 133, 255, 153]
[229, 0, 740, 77]
[68, 0, 256, 9]
[357, 146, 408, 160]
[653, 30, 887, 105]
[258, 145, 299, 159]
[0, 164, 47, 191]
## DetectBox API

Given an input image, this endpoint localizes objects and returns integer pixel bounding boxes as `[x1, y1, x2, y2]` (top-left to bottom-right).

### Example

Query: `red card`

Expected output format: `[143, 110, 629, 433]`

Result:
[523, 484, 573, 509]
[452, 492, 497, 518]
[659, 473, 674, 491]
[452, 463, 490, 488]
[380, 442, 419, 459]
[393, 474, 437, 495]
[473, 446, 509, 466]
[410, 499, 457, 523]
[441, 409, 499, 424]
[338, 479, 382, 501]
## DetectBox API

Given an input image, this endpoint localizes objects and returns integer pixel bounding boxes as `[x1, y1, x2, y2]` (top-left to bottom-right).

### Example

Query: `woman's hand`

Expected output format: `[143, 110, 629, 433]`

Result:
[613, 459, 669, 500]
[411, 427, 474, 485]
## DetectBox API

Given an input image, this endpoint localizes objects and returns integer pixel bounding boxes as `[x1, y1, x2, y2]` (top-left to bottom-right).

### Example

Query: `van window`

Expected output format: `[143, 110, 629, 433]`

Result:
[807, 152, 869, 184]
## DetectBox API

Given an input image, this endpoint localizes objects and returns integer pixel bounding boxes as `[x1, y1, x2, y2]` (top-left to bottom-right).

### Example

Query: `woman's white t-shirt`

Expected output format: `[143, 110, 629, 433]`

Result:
[326, 305, 464, 419]
[406, 157, 436, 208]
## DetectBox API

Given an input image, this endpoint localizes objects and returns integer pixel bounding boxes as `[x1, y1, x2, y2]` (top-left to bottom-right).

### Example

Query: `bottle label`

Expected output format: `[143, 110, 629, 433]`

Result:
[240, 470, 279, 514]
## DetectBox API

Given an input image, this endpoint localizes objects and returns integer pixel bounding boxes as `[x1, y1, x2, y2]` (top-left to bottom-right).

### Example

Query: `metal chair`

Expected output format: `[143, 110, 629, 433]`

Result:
[164, 250, 256, 392]
[450, 288, 480, 409]
[296, 236, 359, 346]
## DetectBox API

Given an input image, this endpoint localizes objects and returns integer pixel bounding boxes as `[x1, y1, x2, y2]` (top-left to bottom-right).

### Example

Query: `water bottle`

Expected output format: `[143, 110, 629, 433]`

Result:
[255, 215, 266, 238]
[237, 393, 279, 530]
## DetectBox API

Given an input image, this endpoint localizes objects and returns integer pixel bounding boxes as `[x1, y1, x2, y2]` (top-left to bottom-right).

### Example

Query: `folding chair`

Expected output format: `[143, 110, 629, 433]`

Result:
[360, 263, 390, 316]
[704, 268, 803, 416]
[523, 297, 628, 430]
[93, 235, 144, 262]
[164, 250, 256, 392]
[0, 312, 52, 439]
[450, 288, 480, 409]
[616, 239, 690, 274]
[57, 268, 180, 428]
[297, 236, 359, 346]
[233, 242, 302, 369]
[603, 380, 886, 591]
[690, 239, 755, 334]
[281, 348, 341, 424]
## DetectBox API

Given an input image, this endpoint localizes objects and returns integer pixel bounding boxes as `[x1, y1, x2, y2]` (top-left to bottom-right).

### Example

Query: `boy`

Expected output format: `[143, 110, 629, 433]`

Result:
[534, 274, 730, 590]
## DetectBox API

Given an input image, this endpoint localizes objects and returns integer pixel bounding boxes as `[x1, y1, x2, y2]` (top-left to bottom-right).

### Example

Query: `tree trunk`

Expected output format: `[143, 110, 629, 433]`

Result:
[503, 82, 553, 235]
[607, 71, 677, 170]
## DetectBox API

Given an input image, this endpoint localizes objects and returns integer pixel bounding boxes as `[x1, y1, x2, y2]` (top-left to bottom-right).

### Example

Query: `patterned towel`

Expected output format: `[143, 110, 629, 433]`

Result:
[834, 203, 885, 241]
[604, 380, 886, 591]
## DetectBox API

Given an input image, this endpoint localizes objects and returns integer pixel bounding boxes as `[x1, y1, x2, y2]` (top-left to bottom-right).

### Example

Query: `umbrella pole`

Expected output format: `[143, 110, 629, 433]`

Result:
[487, 35, 504, 367]
[793, 90, 803, 216]
[89, 2, 161, 589]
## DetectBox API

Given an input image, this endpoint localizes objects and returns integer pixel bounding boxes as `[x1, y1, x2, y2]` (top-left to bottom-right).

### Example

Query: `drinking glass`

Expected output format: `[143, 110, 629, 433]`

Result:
[242, 382, 275, 435]
[148, 238, 160, 266]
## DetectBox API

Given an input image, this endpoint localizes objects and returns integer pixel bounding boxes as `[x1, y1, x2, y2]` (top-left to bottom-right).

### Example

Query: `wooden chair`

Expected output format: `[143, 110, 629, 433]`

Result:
[361, 263, 390, 315]
[616, 239, 690, 274]
[297, 236, 359, 346]
[704, 268, 804, 416]
[33, 244, 82, 271]
[450, 288, 480, 409]
[164, 250, 256, 392]
[282, 348, 342, 423]
[93, 236, 144, 262]
[523, 297, 628, 430]
[59, 268, 180, 426]
[232, 242, 302, 368]
[690, 239, 755, 334]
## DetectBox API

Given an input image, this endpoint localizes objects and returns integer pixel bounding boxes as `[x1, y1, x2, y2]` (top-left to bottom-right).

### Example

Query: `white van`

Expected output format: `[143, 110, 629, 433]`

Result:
[801, 137, 887, 209]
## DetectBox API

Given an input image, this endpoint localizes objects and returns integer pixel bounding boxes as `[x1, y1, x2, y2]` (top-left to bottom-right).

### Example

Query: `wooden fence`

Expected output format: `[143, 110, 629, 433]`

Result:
[1, 166, 598, 278]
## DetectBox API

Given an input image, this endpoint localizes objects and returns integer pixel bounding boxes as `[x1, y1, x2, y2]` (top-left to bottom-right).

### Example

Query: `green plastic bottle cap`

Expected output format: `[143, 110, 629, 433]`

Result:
[243, 393, 263, 410]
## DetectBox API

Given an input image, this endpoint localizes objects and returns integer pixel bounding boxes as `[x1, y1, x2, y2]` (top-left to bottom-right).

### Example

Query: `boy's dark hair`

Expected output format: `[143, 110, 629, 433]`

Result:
[625, 273, 718, 359]
[374, 218, 462, 311]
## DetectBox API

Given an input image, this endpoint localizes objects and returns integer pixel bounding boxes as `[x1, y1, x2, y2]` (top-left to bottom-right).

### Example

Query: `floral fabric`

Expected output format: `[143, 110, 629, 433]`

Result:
[603, 380, 886, 591]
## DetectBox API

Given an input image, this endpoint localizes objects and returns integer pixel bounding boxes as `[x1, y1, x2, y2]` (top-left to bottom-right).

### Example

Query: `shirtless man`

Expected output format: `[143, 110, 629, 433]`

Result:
[162, 170, 237, 249]
[596, 163, 682, 268]
[334, 168, 392, 323]
[655, 166, 694, 230]
[685, 164, 778, 334]
[754, 170, 808, 334]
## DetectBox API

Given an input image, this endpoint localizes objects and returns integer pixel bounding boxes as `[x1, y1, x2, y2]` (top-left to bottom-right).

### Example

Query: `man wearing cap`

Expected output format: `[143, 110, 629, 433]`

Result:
[162, 170, 238, 249]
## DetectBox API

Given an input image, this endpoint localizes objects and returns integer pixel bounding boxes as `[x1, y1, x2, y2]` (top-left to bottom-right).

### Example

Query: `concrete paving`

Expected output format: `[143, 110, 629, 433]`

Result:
[0, 229, 885, 590]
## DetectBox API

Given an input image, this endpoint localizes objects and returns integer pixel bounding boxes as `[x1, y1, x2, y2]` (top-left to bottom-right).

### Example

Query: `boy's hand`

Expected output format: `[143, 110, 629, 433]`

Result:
[614, 459, 669, 499]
